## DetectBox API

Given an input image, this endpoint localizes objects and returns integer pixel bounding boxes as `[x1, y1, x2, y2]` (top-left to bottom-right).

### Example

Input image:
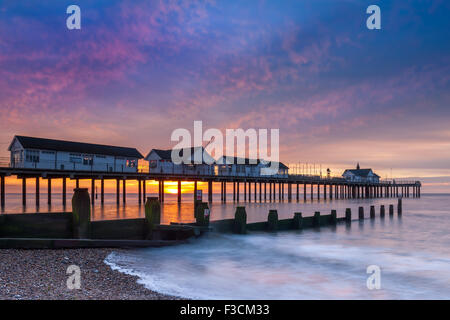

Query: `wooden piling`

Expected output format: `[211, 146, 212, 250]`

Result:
[233, 207, 247, 234]
[179, 180, 183, 203]
[22, 178, 26, 206]
[72, 188, 91, 239]
[91, 179, 95, 205]
[62, 177, 66, 206]
[331, 209, 337, 224]
[293, 212, 303, 229]
[345, 208, 352, 222]
[389, 204, 394, 216]
[358, 207, 364, 220]
[35, 177, 40, 207]
[145, 197, 161, 238]
[370, 205, 376, 219]
[116, 179, 120, 205]
[47, 178, 52, 205]
[380, 205, 385, 218]
[101, 179, 104, 205]
[313, 211, 321, 227]
[267, 210, 278, 231]
[0, 175, 5, 209]
[398, 198, 402, 215]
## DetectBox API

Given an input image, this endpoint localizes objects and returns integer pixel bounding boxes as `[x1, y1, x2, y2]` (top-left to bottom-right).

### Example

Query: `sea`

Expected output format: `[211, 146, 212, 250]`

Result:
[2, 192, 449, 299]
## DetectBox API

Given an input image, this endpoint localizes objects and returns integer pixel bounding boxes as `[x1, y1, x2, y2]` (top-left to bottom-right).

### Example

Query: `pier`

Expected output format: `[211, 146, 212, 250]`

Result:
[0, 166, 421, 210]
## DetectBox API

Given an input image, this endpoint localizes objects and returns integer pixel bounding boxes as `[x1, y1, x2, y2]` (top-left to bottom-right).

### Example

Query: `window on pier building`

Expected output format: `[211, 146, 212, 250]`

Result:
[126, 159, 136, 168]
[25, 150, 40, 163]
[83, 156, 93, 166]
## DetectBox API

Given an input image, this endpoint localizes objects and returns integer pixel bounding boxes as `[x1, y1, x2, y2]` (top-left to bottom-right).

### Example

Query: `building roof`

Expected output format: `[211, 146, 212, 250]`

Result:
[147, 147, 211, 163]
[216, 156, 260, 166]
[217, 156, 289, 170]
[10, 136, 144, 159]
[343, 168, 380, 178]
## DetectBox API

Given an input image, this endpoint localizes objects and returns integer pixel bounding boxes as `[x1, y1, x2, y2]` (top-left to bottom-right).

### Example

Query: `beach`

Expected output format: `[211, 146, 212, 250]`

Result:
[0, 248, 177, 300]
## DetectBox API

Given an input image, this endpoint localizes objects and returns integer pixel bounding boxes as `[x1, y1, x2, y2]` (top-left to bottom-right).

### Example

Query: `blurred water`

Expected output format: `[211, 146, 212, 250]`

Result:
[104, 194, 450, 299]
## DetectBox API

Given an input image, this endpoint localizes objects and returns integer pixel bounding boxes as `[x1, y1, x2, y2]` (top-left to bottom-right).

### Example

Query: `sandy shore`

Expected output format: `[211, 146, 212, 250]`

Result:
[0, 248, 179, 300]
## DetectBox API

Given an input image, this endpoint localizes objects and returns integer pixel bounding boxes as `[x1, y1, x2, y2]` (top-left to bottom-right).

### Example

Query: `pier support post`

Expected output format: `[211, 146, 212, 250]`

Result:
[116, 179, 120, 205]
[233, 207, 247, 234]
[122, 179, 126, 204]
[359, 207, 364, 220]
[380, 205, 385, 218]
[269, 183, 272, 201]
[267, 210, 278, 231]
[264, 182, 267, 201]
[233, 181, 236, 202]
[72, 188, 91, 239]
[398, 198, 402, 215]
[304, 183, 307, 201]
[62, 177, 66, 207]
[0, 175, 5, 209]
[221, 181, 224, 202]
[180, 181, 184, 203]
[22, 178, 26, 206]
[35, 177, 40, 207]
[143, 180, 146, 201]
[254, 182, 257, 202]
[259, 182, 262, 202]
[224, 182, 227, 202]
[237, 181, 240, 202]
[193, 181, 197, 203]
[101, 179, 105, 205]
[76, 179, 79, 188]
[145, 197, 161, 238]
[47, 178, 52, 205]
[91, 179, 95, 205]
[389, 204, 394, 216]
[317, 183, 320, 200]
[138, 179, 142, 204]
[248, 182, 251, 202]
[244, 181, 247, 201]
[310, 184, 313, 200]
[296, 183, 299, 202]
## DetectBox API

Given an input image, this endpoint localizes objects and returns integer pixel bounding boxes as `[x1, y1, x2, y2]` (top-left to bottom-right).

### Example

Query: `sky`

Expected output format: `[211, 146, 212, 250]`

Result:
[0, 0, 449, 192]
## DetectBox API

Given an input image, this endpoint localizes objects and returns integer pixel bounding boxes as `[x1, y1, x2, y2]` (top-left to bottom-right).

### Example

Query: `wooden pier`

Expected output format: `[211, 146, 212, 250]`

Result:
[0, 166, 421, 210]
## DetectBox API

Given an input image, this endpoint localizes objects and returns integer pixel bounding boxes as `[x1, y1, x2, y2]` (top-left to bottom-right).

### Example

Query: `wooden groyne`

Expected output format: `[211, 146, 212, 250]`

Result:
[210, 199, 404, 234]
[0, 188, 203, 249]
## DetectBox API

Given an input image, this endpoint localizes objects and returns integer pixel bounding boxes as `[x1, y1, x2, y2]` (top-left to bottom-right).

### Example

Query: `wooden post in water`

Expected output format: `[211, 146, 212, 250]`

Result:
[233, 206, 247, 234]
[345, 208, 352, 222]
[371, 205, 376, 219]
[267, 210, 278, 231]
[72, 188, 91, 239]
[296, 183, 299, 202]
[358, 207, 364, 220]
[0, 175, 5, 209]
[313, 211, 321, 227]
[179, 180, 183, 203]
[389, 204, 394, 216]
[47, 178, 52, 205]
[21, 177, 26, 206]
[91, 179, 95, 205]
[143, 179, 146, 201]
[138, 179, 142, 204]
[122, 179, 126, 204]
[237, 181, 240, 202]
[35, 177, 40, 207]
[116, 179, 120, 205]
[331, 209, 337, 225]
[380, 205, 385, 218]
[145, 197, 161, 238]
[398, 198, 402, 215]
[293, 212, 303, 229]
[233, 181, 236, 202]
[62, 177, 66, 207]
[101, 178, 105, 205]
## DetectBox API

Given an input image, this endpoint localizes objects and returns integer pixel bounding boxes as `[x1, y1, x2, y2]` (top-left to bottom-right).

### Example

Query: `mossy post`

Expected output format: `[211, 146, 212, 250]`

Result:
[267, 210, 278, 231]
[233, 206, 247, 234]
[72, 188, 91, 239]
[380, 205, 385, 218]
[358, 207, 364, 220]
[293, 212, 303, 229]
[370, 205, 376, 219]
[313, 211, 321, 227]
[398, 198, 403, 215]
[145, 197, 161, 237]
[331, 210, 337, 224]
[389, 204, 394, 216]
[195, 202, 210, 227]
